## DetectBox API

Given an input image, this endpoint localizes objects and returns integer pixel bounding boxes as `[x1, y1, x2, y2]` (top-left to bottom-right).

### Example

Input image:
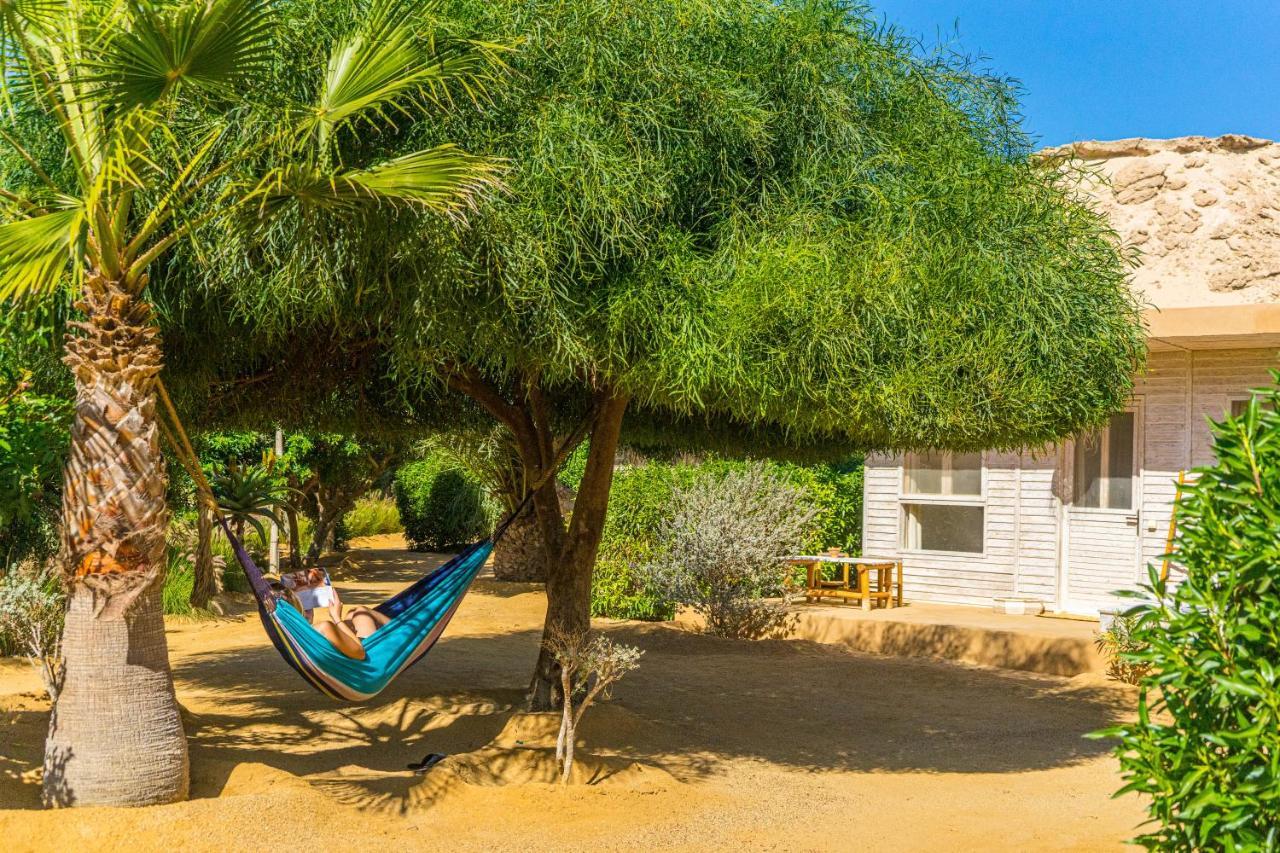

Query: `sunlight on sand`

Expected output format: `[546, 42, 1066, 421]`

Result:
[0, 536, 1143, 852]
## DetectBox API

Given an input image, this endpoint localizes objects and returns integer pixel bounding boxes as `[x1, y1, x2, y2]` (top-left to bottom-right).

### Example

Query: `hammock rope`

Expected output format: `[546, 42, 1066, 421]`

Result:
[153, 378, 529, 702]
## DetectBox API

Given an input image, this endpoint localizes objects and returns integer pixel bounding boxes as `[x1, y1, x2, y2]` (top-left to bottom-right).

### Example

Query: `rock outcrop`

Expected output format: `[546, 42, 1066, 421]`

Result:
[1043, 135, 1280, 307]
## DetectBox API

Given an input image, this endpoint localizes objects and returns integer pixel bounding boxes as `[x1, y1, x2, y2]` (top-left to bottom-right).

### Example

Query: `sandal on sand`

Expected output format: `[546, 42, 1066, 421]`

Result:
[407, 753, 447, 774]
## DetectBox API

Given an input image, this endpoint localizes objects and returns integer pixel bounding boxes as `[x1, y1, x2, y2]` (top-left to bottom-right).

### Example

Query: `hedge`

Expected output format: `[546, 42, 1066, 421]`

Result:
[393, 456, 496, 552]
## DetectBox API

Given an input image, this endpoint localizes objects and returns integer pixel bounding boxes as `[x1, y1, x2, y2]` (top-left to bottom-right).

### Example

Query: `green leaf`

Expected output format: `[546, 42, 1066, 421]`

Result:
[0, 206, 84, 302]
[92, 0, 273, 109]
[250, 145, 500, 218]
[314, 0, 508, 135]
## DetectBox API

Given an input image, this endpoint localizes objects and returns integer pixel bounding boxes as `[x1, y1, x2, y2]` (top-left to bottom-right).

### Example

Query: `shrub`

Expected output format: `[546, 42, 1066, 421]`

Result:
[1095, 615, 1149, 685]
[589, 462, 699, 620]
[394, 456, 495, 551]
[0, 372, 70, 563]
[644, 462, 816, 638]
[544, 627, 643, 784]
[343, 494, 402, 538]
[589, 456, 860, 620]
[1098, 385, 1280, 848]
[0, 559, 66, 698]
[161, 547, 197, 617]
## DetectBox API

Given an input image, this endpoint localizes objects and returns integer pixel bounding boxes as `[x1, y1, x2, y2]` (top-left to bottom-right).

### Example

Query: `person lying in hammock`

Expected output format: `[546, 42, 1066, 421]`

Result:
[278, 568, 390, 660]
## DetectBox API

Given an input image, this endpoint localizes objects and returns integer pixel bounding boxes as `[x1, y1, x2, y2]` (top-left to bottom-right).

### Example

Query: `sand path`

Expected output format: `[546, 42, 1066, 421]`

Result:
[0, 535, 1144, 851]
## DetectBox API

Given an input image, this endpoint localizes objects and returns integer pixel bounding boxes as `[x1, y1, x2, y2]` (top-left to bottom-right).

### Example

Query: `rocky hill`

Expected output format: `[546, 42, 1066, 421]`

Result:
[1046, 135, 1280, 308]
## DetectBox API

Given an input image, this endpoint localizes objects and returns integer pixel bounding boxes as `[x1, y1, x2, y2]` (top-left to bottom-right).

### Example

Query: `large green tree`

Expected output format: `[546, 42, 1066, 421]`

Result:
[208, 0, 1144, 708]
[0, 0, 502, 806]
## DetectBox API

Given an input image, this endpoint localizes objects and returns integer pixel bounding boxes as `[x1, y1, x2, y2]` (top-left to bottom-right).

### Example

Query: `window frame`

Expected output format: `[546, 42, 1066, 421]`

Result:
[1229, 394, 1274, 418]
[899, 450, 987, 556]
[1071, 410, 1139, 513]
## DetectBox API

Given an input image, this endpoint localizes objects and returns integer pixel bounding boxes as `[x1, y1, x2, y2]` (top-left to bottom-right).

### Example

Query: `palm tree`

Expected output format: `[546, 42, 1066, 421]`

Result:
[0, 0, 503, 807]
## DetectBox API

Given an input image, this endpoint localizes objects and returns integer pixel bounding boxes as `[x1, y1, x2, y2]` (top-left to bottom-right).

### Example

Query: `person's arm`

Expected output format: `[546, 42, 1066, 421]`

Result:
[328, 582, 343, 624]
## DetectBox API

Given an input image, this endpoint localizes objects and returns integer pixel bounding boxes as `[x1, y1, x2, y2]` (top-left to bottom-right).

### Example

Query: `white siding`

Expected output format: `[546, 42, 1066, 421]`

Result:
[862, 346, 1280, 611]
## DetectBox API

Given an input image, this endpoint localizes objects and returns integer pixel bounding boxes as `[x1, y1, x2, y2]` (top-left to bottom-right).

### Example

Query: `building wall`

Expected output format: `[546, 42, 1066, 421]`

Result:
[862, 347, 1278, 611]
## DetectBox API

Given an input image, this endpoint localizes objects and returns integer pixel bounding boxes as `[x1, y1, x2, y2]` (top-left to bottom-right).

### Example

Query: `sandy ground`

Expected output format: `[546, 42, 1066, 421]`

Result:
[0, 535, 1145, 851]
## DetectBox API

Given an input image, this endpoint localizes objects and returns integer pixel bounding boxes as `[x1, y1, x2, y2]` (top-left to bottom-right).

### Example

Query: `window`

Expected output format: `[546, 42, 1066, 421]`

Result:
[903, 504, 985, 553]
[1230, 396, 1274, 418]
[901, 451, 984, 554]
[1073, 411, 1136, 510]
[903, 451, 982, 496]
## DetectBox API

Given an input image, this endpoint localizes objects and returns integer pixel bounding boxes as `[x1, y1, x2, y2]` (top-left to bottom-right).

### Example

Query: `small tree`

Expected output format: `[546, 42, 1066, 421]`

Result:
[543, 627, 643, 784]
[0, 560, 66, 700]
[1099, 381, 1280, 848]
[646, 463, 816, 639]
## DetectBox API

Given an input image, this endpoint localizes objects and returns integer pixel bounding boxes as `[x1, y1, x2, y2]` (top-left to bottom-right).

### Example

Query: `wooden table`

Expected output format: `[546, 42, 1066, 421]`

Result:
[785, 555, 903, 610]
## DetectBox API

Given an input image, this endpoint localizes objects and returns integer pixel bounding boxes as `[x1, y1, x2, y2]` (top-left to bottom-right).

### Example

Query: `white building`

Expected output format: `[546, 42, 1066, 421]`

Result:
[861, 136, 1280, 614]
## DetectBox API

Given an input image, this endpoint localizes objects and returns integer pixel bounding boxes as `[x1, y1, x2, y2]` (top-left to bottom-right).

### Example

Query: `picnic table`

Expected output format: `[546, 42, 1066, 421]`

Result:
[784, 553, 903, 611]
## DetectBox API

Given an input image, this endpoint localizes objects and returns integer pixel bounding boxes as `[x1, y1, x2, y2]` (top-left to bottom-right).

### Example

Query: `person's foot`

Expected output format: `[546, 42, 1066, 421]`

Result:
[407, 753, 446, 774]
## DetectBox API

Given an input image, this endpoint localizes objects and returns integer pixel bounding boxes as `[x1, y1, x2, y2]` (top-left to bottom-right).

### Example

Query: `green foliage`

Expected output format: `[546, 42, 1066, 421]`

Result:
[342, 495, 402, 538]
[0, 377, 68, 561]
[394, 455, 495, 551]
[1095, 614, 1150, 686]
[557, 443, 590, 493]
[161, 547, 198, 617]
[590, 462, 699, 621]
[211, 457, 290, 542]
[162, 0, 1143, 461]
[589, 454, 859, 620]
[0, 312, 71, 562]
[0, 559, 65, 660]
[1098, 381, 1280, 849]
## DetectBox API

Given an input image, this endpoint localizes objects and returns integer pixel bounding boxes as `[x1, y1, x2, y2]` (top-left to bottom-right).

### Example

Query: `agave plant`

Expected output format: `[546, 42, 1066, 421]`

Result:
[210, 454, 292, 545]
[0, 0, 506, 808]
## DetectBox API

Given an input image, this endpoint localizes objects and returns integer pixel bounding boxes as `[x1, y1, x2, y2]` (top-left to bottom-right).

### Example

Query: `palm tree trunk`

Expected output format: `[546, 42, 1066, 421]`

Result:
[189, 502, 217, 609]
[45, 275, 188, 807]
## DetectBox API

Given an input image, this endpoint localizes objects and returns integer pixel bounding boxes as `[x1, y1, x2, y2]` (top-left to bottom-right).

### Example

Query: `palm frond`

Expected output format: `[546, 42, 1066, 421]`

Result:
[0, 205, 84, 302]
[211, 460, 290, 543]
[314, 0, 509, 137]
[249, 144, 502, 219]
[92, 0, 273, 109]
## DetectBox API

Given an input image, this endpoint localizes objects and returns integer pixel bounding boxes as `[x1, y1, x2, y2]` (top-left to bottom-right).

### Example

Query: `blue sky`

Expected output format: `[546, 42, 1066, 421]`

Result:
[871, 1, 1280, 148]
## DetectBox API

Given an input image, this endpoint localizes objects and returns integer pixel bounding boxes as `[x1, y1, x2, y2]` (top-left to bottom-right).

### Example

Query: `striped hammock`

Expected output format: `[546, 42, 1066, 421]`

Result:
[222, 519, 496, 702]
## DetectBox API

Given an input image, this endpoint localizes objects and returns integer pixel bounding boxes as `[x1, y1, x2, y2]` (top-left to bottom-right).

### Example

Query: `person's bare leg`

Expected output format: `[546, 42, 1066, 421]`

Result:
[346, 605, 390, 632]
[316, 620, 366, 660]
[347, 611, 381, 639]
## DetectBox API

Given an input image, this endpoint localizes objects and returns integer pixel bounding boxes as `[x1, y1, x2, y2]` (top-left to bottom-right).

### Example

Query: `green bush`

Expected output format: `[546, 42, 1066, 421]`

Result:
[0, 372, 70, 564]
[589, 455, 862, 620]
[161, 547, 197, 616]
[589, 462, 699, 621]
[394, 457, 495, 551]
[1098, 385, 1280, 848]
[343, 494, 402, 538]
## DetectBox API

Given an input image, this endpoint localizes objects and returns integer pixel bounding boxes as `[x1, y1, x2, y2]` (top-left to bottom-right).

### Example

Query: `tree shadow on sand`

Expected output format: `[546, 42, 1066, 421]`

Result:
[155, 612, 1132, 812]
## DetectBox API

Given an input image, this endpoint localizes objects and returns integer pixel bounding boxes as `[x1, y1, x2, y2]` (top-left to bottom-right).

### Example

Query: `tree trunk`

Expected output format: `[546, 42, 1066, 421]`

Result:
[46, 276, 188, 807]
[527, 392, 628, 710]
[304, 481, 370, 564]
[493, 483, 575, 582]
[189, 502, 217, 609]
[284, 505, 302, 572]
[306, 484, 344, 565]
[44, 584, 188, 807]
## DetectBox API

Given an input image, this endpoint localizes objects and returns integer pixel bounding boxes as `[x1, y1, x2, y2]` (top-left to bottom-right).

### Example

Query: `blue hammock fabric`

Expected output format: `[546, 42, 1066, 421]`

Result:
[221, 519, 495, 702]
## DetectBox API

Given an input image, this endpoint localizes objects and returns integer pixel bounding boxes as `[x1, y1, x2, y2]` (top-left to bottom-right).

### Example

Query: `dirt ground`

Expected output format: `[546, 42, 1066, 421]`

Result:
[0, 535, 1145, 851]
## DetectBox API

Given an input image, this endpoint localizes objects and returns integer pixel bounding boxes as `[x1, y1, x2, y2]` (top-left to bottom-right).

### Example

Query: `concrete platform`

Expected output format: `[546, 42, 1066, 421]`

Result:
[783, 602, 1105, 677]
